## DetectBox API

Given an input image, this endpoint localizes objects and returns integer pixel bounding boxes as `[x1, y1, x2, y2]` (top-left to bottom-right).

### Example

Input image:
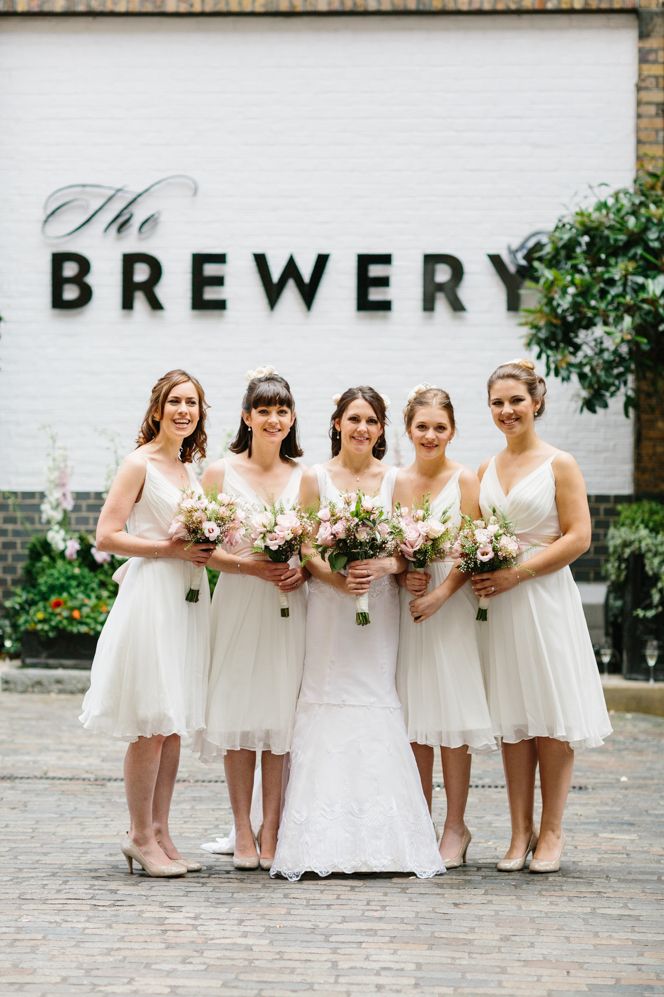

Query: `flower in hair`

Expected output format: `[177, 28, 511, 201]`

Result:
[331, 393, 342, 407]
[245, 365, 279, 382]
[405, 384, 435, 406]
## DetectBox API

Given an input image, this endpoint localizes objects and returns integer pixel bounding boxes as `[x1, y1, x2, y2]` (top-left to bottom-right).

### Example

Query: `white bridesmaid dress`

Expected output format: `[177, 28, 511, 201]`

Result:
[396, 470, 496, 753]
[479, 454, 612, 749]
[271, 464, 445, 881]
[79, 460, 210, 742]
[195, 460, 306, 763]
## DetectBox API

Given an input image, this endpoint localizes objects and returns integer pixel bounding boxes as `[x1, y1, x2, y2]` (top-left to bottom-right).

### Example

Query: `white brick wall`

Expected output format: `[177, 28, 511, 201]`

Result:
[0, 13, 637, 492]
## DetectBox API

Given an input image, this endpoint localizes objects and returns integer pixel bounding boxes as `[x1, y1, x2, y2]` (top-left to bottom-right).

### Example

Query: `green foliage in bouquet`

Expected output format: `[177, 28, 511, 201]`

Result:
[522, 169, 664, 415]
[605, 500, 664, 621]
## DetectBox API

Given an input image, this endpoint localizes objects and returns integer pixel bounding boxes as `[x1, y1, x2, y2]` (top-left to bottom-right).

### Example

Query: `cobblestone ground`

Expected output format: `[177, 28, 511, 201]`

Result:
[1, 694, 663, 997]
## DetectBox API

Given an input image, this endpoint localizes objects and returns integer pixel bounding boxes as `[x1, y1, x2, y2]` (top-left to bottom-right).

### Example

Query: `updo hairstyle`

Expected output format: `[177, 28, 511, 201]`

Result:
[329, 386, 388, 461]
[229, 373, 303, 459]
[136, 368, 208, 463]
[487, 359, 547, 418]
[403, 386, 456, 435]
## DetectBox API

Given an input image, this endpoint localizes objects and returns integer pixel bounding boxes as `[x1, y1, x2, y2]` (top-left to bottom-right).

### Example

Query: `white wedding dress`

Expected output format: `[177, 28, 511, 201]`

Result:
[271, 465, 445, 880]
[194, 459, 306, 762]
[79, 460, 210, 742]
[479, 454, 612, 749]
[396, 470, 496, 752]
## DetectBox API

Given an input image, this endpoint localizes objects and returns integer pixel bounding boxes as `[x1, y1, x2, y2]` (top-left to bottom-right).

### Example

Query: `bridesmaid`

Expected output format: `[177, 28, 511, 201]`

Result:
[473, 359, 612, 873]
[394, 385, 495, 869]
[196, 368, 307, 871]
[80, 370, 214, 877]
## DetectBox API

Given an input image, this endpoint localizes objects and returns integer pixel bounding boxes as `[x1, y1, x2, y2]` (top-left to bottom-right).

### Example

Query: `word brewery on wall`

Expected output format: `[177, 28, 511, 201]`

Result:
[45, 177, 532, 314]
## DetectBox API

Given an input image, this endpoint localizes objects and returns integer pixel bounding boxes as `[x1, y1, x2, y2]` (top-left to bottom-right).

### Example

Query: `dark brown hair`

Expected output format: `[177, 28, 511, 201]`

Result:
[136, 369, 208, 463]
[487, 359, 547, 418]
[329, 386, 388, 460]
[403, 387, 456, 434]
[229, 373, 303, 460]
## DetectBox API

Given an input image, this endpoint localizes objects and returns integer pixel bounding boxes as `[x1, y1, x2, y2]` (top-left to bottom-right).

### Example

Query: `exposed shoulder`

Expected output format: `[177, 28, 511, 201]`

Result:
[477, 457, 492, 481]
[550, 449, 586, 485]
[457, 464, 479, 487]
[118, 450, 149, 481]
[202, 457, 227, 491]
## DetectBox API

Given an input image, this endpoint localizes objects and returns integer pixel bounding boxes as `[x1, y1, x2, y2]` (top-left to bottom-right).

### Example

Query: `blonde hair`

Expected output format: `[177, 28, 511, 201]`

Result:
[487, 359, 547, 417]
[403, 386, 456, 433]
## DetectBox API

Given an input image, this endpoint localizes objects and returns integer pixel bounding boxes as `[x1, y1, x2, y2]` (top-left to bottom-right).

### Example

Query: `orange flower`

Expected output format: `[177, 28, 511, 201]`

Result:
[100, 604, 108, 613]
[50, 598, 64, 610]
[71, 609, 81, 620]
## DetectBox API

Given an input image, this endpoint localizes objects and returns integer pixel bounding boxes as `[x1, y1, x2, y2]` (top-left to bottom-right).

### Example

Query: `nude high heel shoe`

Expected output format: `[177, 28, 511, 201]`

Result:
[440, 827, 472, 870]
[256, 826, 274, 871]
[496, 832, 538, 872]
[529, 833, 565, 874]
[156, 837, 203, 873]
[122, 840, 187, 878]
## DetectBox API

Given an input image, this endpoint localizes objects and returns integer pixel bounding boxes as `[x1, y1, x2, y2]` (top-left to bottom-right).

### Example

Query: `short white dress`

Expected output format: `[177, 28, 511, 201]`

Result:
[479, 454, 612, 749]
[396, 471, 496, 753]
[195, 460, 306, 763]
[271, 465, 445, 881]
[79, 460, 210, 742]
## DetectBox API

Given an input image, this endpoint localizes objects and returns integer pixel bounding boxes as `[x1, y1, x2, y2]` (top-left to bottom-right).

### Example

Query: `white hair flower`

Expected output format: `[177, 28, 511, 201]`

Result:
[405, 384, 435, 405]
[331, 393, 342, 407]
[245, 365, 279, 382]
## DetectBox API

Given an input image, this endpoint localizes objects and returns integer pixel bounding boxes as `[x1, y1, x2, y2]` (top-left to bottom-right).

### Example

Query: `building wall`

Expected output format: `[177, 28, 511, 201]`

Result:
[0, 7, 658, 599]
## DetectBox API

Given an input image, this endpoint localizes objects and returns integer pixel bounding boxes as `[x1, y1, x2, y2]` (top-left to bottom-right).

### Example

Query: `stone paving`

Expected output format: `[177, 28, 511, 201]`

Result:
[1, 693, 663, 997]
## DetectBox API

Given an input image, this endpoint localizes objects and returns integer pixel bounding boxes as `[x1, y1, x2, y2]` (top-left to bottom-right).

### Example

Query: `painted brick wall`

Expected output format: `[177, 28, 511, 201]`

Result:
[0, 14, 637, 502]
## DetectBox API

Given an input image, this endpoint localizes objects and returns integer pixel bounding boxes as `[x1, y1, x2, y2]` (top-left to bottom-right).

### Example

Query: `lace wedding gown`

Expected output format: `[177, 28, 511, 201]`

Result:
[479, 455, 612, 749]
[396, 470, 496, 752]
[79, 460, 210, 742]
[195, 460, 306, 762]
[271, 465, 445, 880]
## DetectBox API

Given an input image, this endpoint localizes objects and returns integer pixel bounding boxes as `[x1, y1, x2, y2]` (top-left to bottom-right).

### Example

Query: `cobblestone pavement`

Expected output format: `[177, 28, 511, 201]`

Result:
[1, 694, 663, 997]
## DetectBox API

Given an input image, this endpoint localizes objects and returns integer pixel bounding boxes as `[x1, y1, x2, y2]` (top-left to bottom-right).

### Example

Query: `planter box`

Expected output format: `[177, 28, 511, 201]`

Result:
[620, 554, 664, 682]
[21, 631, 98, 670]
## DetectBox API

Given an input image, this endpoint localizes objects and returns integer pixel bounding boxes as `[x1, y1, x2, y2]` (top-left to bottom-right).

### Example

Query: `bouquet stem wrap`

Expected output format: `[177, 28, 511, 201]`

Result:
[476, 596, 489, 622]
[186, 564, 205, 603]
[355, 591, 370, 627]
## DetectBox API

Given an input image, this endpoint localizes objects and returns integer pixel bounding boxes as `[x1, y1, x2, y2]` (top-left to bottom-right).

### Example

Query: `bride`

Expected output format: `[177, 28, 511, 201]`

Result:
[270, 386, 445, 880]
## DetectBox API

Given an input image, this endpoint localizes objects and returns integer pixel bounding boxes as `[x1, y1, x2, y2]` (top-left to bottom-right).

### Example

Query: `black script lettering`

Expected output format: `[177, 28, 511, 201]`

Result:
[422, 255, 466, 313]
[122, 254, 164, 311]
[52, 253, 93, 309]
[487, 254, 523, 313]
[192, 254, 227, 311]
[42, 176, 197, 240]
[357, 255, 391, 312]
[254, 254, 329, 311]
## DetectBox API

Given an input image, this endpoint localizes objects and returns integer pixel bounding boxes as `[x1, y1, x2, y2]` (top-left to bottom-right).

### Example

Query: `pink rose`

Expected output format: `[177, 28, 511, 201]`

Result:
[318, 507, 331, 522]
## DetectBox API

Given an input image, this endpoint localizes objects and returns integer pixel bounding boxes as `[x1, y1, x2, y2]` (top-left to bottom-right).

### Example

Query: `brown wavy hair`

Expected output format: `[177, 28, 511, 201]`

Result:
[403, 387, 456, 434]
[329, 386, 388, 460]
[487, 359, 547, 418]
[136, 369, 209, 463]
[229, 372, 303, 460]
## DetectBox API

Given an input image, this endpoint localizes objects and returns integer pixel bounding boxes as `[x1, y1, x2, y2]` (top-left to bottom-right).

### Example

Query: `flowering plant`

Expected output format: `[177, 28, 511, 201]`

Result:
[313, 491, 402, 625]
[246, 503, 313, 618]
[169, 489, 244, 602]
[453, 512, 521, 621]
[395, 498, 454, 569]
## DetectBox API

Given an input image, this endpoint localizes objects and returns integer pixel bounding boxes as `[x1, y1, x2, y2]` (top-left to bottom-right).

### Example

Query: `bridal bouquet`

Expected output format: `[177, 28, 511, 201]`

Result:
[452, 512, 520, 621]
[395, 498, 454, 570]
[169, 489, 244, 602]
[247, 503, 313, 618]
[313, 491, 402, 626]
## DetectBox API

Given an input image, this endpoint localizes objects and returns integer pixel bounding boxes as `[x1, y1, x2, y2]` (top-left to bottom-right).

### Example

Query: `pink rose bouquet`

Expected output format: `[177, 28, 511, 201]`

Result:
[169, 489, 244, 602]
[313, 490, 403, 626]
[395, 497, 454, 570]
[452, 511, 520, 621]
[246, 502, 313, 618]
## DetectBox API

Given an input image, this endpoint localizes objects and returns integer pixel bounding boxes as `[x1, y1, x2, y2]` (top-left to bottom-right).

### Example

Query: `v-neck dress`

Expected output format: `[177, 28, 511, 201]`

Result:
[479, 455, 612, 749]
[79, 459, 210, 742]
[396, 470, 496, 753]
[195, 459, 306, 761]
[271, 465, 445, 881]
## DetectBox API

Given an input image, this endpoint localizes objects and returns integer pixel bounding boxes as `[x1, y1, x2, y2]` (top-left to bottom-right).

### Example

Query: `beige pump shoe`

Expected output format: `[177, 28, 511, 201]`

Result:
[122, 839, 187, 877]
[440, 827, 472, 870]
[496, 833, 538, 872]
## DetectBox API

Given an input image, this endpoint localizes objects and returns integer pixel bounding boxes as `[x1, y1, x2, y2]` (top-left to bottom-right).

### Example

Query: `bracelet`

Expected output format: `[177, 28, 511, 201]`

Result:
[236, 561, 242, 574]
